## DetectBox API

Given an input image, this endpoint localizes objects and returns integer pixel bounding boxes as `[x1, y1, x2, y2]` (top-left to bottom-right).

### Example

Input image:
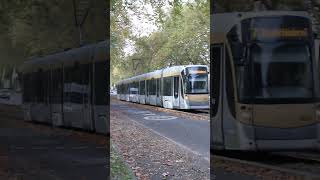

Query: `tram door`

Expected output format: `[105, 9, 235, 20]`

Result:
[211, 44, 224, 149]
[172, 76, 180, 108]
[63, 61, 84, 129]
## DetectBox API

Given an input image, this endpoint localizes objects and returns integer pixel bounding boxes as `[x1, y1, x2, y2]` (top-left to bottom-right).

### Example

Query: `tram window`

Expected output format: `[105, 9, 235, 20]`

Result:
[94, 61, 108, 105]
[81, 64, 89, 104]
[52, 68, 63, 104]
[30, 72, 36, 103]
[156, 79, 160, 97]
[43, 70, 48, 103]
[44, 70, 49, 104]
[126, 83, 129, 94]
[226, 49, 236, 117]
[146, 80, 149, 96]
[37, 69, 44, 103]
[211, 45, 222, 117]
[23, 74, 29, 102]
[148, 80, 151, 95]
[34, 72, 39, 103]
[174, 76, 179, 98]
[163, 77, 172, 96]
[150, 79, 156, 95]
[73, 63, 83, 104]
[180, 78, 184, 98]
[227, 25, 244, 63]
[63, 67, 72, 103]
[140, 81, 145, 95]
[152, 80, 155, 95]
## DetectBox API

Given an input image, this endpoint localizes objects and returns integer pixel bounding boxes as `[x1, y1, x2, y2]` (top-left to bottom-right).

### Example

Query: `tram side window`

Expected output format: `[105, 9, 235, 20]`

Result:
[63, 66, 72, 103]
[226, 49, 236, 117]
[146, 80, 149, 96]
[149, 79, 156, 95]
[227, 25, 243, 62]
[163, 77, 172, 96]
[211, 45, 222, 116]
[135, 82, 139, 94]
[37, 69, 44, 103]
[121, 84, 124, 94]
[52, 68, 63, 104]
[174, 76, 179, 98]
[126, 83, 128, 94]
[23, 74, 30, 102]
[30, 72, 37, 103]
[72, 63, 83, 104]
[43, 70, 50, 104]
[156, 79, 160, 97]
[94, 61, 108, 105]
[180, 78, 184, 98]
[81, 64, 90, 103]
[140, 81, 145, 95]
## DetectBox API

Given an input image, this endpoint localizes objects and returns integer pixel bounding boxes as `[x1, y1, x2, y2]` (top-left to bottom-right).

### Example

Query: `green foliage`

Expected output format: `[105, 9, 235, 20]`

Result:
[0, 0, 106, 67]
[111, 145, 135, 180]
[111, 0, 209, 85]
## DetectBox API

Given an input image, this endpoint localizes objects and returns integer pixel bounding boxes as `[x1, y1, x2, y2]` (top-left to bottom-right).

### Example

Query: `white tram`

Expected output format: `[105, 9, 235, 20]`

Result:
[211, 11, 320, 151]
[116, 65, 209, 110]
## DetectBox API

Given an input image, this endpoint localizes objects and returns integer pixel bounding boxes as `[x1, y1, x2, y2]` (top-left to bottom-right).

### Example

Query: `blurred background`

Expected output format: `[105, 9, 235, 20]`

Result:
[0, 0, 107, 102]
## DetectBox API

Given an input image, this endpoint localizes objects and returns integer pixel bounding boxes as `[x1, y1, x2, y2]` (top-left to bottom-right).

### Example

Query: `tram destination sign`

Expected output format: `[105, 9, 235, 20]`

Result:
[244, 16, 311, 42]
[251, 28, 308, 40]
[186, 67, 207, 75]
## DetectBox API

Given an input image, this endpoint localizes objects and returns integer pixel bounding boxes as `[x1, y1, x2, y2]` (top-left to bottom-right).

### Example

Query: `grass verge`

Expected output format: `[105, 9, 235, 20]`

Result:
[111, 144, 135, 180]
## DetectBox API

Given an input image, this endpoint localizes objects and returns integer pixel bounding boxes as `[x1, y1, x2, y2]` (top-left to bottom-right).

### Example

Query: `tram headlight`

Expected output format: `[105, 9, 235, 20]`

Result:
[240, 111, 252, 124]
[185, 95, 189, 100]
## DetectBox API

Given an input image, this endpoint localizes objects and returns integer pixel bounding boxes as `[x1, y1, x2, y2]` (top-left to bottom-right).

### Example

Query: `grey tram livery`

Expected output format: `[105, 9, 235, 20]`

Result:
[211, 11, 320, 151]
[116, 65, 210, 110]
[20, 41, 109, 134]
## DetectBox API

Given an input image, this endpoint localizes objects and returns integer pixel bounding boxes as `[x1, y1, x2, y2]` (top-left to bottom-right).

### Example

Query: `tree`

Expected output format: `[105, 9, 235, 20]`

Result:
[111, 0, 210, 84]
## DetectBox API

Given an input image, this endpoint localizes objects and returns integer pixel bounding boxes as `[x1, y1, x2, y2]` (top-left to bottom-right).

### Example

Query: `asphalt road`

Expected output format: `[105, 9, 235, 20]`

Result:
[113, 100, 260, 180]
[112, 102, 210, 161]
[0, 108, 108, 180]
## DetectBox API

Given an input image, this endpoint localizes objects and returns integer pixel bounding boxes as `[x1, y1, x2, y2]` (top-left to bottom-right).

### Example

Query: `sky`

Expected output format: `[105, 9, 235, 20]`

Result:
[123, 0, 171, 56]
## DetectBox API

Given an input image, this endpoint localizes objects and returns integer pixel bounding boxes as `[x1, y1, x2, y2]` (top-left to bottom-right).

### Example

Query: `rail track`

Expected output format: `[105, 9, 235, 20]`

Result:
[111, 97, 209, 121]
[212, 150, 320, 179]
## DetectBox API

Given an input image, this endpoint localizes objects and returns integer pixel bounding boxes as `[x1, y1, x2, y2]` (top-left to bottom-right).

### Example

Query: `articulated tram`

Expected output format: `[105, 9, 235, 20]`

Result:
[211, 11, 320, 151]
[116, 65, 209, 110]
[20, 41, 109, 134]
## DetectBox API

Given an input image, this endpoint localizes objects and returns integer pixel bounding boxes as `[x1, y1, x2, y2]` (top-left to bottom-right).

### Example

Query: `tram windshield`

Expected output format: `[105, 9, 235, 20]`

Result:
[250, 42, 313, 100]
[184, 67, 209, 94]
[129, 88, 138, 94]
[237, 16, 314, 103]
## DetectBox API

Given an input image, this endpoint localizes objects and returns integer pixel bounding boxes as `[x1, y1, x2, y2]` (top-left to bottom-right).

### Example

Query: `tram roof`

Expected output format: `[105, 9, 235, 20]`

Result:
[212, 11, 311, 34]
[116, 65, 208, 85]
[20, 40, 109, 73]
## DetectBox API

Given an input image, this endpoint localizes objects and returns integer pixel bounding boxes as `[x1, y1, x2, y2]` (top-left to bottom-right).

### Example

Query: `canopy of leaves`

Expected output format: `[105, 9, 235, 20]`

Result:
[0, 0, 106, 67]
[111, 0, 209, 85]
